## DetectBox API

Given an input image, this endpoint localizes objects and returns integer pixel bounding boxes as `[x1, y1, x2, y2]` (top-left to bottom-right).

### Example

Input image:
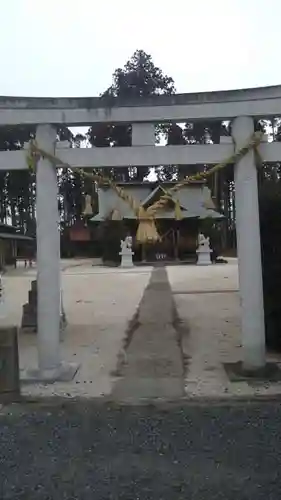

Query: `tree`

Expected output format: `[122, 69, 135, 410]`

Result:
[57, 128, 88, 227]
[0, 125, 36, 229]
[0, 124, 86, 231]
[87, 50, 176, 182]
[108, 50, 175, 98]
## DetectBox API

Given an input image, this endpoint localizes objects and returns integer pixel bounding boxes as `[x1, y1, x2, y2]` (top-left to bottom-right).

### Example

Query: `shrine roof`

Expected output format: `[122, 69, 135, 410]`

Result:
[91, 181, 223, 222]
[0, 223, 18, 233]
[99, 180, 205, 187]
[92, 208, 223, 221]
[0, 233, 33, 241]
[0, 223, 34, 240]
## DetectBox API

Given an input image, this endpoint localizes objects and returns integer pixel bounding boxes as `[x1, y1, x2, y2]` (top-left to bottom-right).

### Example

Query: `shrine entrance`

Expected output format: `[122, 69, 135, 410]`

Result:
[143, 227, 176, 262]
[0, 86, 278, 381]
[140, 220, 199, 263]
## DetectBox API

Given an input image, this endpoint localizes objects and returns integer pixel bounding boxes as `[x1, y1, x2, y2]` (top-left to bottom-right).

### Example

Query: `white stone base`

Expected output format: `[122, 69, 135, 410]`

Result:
[21, 361, 80, 384]
[196, 250, 212, 266]
[119, 252, 134, 268]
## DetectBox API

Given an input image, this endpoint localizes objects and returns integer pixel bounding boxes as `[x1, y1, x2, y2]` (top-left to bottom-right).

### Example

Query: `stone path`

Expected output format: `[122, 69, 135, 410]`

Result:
[112, 268, 185, 401]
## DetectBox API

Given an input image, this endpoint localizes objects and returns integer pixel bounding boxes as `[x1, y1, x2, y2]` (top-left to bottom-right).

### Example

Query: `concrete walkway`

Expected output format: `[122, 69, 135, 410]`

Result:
[112, 268, 185, 401]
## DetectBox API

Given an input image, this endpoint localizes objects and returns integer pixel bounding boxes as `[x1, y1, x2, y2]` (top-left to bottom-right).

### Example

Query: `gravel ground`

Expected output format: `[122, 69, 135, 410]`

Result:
[2, 262, 152, 398]
[0, 400, 281, 499]
[168, 262, 281, 398]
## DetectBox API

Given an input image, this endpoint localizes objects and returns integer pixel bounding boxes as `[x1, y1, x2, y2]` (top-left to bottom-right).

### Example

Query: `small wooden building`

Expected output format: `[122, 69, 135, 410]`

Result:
[61, 220, 101, 258]
[0, 223, 34, 270]
[91, 181, 223, 262]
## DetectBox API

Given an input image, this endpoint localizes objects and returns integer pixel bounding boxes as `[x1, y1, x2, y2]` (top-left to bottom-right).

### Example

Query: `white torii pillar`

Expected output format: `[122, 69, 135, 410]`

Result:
[36, 124, 61, 376]
[25, 124, 78, 382]
[232, 116, 266, 371]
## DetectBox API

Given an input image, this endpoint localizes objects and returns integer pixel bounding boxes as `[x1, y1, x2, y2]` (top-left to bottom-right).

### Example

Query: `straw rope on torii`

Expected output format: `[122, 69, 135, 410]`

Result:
[146, 131, 263, 218]
[26, 131, 263, 243]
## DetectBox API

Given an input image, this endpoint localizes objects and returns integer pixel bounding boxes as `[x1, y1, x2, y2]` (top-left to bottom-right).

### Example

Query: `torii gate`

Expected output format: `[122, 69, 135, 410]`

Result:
[1, 86, 281, 381]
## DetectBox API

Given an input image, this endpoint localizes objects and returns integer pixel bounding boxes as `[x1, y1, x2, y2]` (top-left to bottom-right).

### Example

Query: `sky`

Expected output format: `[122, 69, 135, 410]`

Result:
[1, 0, 281, 97]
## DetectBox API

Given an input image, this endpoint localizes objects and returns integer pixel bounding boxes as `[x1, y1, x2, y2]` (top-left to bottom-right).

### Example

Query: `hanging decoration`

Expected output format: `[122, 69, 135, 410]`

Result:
[82, 194, 93, 216]
[135, 206, 160, 243]
[174, 199, 183, 221]
[111, 209, 122, 221]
